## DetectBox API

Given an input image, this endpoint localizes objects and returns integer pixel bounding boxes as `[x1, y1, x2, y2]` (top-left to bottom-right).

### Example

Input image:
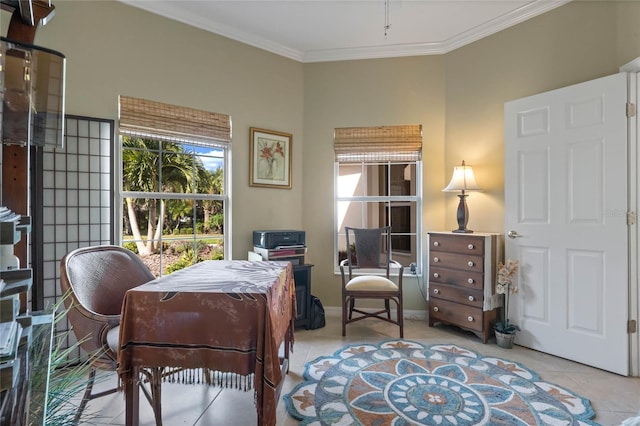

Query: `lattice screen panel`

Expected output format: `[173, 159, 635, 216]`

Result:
[41, 116, 114, 355]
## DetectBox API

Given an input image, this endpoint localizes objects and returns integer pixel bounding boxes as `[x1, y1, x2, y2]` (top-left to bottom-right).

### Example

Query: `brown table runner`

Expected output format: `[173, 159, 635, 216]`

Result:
[117, 260, 296, 425]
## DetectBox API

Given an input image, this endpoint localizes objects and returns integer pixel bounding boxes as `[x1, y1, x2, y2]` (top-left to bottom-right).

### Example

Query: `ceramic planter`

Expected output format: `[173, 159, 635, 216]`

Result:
[495, 330, 516, 349]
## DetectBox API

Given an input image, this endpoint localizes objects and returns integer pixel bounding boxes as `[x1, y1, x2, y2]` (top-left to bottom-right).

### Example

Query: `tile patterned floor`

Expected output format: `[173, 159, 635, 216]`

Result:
[78, 309, 640, 425]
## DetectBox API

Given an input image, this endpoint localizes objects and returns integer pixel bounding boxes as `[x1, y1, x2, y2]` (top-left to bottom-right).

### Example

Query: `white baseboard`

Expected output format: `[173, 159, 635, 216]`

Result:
[323, 306, 428, 322]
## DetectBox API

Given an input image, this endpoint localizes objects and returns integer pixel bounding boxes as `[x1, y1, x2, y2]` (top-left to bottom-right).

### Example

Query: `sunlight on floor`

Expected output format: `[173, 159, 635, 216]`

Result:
[73, 309, 640, 426]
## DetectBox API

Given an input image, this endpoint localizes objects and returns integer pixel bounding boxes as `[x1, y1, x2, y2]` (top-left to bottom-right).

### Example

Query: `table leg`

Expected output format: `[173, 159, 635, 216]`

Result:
[125, 367, 140, 426]
[284, 325, 291, 363]
[278, 324, 292, 374]
[274, 324, 292, 414]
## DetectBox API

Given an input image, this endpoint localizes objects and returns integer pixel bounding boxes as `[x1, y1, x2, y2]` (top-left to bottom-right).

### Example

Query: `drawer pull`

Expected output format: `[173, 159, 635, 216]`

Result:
[433, 272, 439, 278]
[434, 257, 440, 263]
[433, 306, 439, 312]
[433, 241, 440, 247]
[467, 244, 474, 250]
[467, 261, 474, 267]
[468, 295, 474, 301]
[433, 288, 439, 295]
[467, 278, 474, 284]
[467, 316, 474, 322]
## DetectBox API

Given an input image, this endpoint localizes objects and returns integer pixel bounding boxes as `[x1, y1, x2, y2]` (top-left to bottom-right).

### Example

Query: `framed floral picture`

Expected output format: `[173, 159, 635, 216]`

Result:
[249, 127, 292, 189]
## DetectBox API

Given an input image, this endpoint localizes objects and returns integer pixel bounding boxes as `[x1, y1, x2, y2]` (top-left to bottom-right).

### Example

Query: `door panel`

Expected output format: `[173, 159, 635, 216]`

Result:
[519, 246, 549, 323]
[567, 249, 603, 334]
[568, 140, 602, 223]
[518, 149, 549, 223]
[505, 72, 629, 375]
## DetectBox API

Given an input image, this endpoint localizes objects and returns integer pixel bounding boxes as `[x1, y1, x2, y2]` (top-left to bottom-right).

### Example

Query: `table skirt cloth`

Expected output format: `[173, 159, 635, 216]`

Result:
[117, 260, 296, 425]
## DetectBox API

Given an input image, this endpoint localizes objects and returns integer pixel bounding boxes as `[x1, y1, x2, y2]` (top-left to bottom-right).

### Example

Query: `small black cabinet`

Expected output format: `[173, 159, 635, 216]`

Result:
[292, 264, 313, 329]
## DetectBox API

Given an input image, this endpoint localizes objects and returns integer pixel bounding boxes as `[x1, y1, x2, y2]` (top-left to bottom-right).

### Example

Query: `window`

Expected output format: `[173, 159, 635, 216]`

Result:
[334, 125, 422, 273]
[118, 96, 231, 277]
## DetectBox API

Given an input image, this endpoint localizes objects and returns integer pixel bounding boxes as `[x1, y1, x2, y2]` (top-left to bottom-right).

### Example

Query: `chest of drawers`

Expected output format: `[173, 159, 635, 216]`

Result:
[427, 232, 501, 343]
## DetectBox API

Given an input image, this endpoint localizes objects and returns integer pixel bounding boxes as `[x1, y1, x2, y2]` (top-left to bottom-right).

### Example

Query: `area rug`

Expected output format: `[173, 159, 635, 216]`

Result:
[284, 340, 597, 425]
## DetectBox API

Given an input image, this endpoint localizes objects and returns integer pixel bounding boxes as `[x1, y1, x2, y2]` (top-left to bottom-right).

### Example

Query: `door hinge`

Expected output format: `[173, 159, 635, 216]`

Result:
[628, 211, 637, 225]
[627, 102, 637, 118]
[628, 319, 637, 334]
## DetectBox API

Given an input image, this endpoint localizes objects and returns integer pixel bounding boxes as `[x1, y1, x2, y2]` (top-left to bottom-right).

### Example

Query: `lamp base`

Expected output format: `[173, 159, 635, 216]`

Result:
[452, 193, 473, 234]
[452, 228, 474, 233]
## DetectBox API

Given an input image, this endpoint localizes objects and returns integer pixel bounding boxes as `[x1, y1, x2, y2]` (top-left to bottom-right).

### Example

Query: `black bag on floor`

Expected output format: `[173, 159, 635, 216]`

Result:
[309, 295, 326, 329]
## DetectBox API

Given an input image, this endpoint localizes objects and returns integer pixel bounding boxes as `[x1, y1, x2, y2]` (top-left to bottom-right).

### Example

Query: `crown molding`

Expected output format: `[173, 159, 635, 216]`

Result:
[119, 0, 306, 62]
[304, 0, 570, 63]
[120, 0, 570, 64]
[438, 0, 570, 54]
[621, 57, 640, 73]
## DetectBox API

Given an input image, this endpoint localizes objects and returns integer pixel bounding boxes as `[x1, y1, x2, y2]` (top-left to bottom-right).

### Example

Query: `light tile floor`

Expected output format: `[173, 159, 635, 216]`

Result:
[78, 310, 640, 426]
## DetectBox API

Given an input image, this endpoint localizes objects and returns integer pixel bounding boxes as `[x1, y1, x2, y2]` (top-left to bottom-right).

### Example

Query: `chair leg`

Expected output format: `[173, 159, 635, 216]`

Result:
[385, 300, 391, 319]
[151, 369, 163, 426]
[398, 300, 404, 338]
[74, 367, 97, 424]
[139, 368, 163, 425]
[342, 297, 348, 336]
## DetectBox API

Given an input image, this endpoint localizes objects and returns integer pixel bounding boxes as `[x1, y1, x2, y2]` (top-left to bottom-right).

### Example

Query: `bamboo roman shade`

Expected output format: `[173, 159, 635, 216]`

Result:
[118, 96, 231, 146]
[334, 124, 422, 162]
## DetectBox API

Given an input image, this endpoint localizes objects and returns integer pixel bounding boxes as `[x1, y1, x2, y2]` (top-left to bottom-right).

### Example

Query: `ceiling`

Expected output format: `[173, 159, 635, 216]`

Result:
[119, 0, 570, 63]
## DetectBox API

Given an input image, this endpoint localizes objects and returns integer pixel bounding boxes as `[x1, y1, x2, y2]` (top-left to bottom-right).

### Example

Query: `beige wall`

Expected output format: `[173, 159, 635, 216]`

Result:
[302, 56, 447, 309]
[4, 0, 306, 260]
[303, 1, 639, 309]
[3, 1, 639, 311]
[616, 0, 640, 65]
[443, 0, 633, 235]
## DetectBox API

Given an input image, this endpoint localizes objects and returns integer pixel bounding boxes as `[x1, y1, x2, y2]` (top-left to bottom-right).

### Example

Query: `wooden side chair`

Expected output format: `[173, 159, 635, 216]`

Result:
[60, 245, 163, 425]
[340, 226, 404, 337]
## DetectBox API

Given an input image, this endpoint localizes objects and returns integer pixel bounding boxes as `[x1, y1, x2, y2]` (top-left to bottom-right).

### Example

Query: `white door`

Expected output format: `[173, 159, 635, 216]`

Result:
[504, 72, 629, 375]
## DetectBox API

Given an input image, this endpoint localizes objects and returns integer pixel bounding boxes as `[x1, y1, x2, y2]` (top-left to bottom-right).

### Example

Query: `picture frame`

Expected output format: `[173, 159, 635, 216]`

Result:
[249, 127, 292, 189]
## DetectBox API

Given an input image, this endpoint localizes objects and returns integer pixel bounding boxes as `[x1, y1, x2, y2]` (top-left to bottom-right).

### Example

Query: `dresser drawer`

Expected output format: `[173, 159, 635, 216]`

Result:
[429, 266, 484, 290]
[429, 251, 484, 273]
[429, 298, 483, 332]
[429, 282, 483, 308]
[429, 233, 484, 256]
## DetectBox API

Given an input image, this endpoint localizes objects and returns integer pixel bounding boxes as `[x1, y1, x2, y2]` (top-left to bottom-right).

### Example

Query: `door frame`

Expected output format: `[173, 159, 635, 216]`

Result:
[621, 58, 640, 376]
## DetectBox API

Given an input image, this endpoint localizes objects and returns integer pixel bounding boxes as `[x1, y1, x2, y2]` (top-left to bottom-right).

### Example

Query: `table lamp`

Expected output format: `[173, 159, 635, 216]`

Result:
[442, 160, 482, 233]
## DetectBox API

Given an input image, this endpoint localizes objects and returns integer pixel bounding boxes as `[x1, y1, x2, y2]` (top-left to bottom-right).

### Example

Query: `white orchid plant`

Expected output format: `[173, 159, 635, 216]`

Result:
[495, 258, 520, 335]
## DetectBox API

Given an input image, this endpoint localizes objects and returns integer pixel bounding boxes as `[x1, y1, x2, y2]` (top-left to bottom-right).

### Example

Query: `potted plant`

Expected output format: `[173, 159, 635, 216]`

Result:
[494, 258, 520, 349]
[29, 293, 103, 425]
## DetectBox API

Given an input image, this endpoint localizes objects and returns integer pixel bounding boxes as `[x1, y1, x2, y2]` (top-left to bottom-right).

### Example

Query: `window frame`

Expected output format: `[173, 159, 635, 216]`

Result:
[334, 159, 422, 276]
[116, 132, 232, 275]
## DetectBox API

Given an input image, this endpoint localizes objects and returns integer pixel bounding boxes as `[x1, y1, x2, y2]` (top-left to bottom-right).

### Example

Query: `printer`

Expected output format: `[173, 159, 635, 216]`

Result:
[252, 230, 306, 249]
[251, 230, 307, 265]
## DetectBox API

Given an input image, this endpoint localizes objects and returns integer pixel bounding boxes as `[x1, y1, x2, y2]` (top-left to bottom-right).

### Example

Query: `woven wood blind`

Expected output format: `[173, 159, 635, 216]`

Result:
[334, 124, 422, 162]
[119, 96, 231, 146]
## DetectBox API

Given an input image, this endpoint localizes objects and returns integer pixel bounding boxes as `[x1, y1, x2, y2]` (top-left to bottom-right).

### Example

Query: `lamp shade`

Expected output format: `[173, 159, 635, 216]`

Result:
[442, 161, 482, 192]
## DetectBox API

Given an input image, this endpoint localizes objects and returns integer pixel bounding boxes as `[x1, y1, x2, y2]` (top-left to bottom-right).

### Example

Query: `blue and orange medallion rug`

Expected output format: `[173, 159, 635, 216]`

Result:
[284, 340, 597, 425]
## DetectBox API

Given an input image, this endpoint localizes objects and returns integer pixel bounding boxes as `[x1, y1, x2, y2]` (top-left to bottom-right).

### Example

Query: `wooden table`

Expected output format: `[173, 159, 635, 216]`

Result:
[117, 260, 296, 426]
